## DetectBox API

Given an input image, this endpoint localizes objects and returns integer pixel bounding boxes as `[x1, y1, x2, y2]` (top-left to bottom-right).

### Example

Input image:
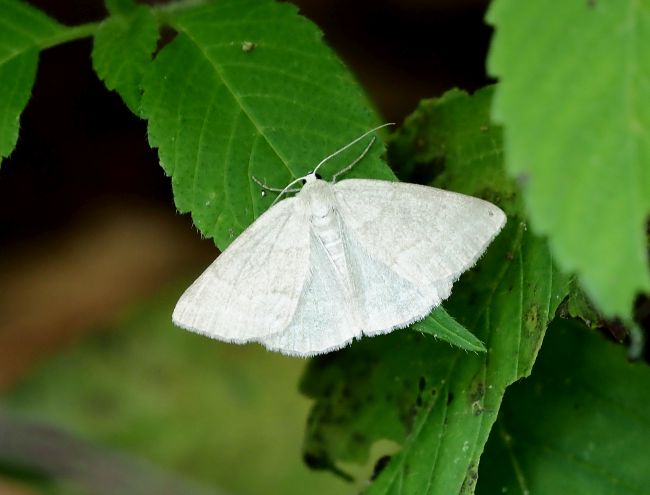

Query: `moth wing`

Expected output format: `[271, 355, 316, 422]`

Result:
[334, 178, 506, 300]
[257, 201, 458, 356]
[173, 197, 310, 342]
[342, 220, 455, 336]
[257, 229, 362, 356]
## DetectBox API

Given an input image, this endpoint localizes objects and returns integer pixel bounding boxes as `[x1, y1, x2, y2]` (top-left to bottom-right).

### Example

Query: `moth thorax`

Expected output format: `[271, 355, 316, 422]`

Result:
[304, 181, 335, 220]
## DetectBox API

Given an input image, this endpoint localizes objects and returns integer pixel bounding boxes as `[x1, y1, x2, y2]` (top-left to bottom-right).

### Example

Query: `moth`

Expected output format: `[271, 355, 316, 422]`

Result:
[173, 125, 506, 356]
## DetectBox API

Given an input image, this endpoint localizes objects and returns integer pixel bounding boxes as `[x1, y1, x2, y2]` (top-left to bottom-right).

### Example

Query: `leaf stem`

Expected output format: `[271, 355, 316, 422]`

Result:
[40, 22, 101, 50]
[34, 0, 207, 51]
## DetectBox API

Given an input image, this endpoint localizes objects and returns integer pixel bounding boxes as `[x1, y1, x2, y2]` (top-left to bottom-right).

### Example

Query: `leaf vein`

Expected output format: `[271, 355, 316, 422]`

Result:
[175, 29, 295, 178]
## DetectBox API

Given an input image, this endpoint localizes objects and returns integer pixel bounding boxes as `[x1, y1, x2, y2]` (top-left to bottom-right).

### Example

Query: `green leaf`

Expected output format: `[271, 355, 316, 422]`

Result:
[566, 279, 602, 329]
[486, 0, 650, 318]
[141, 0, 394, 249]
[411, 308, 486, 353]
[301, 87, 570, 494]
[389, 87, 520, 216]
[92, 5, 159, 115]
[364, 225, 567, 495]
[303, 224, 567, 494]
[0, 0, 63, 165]
[300, 331, 470, 472]
[478, 318, 650, 494]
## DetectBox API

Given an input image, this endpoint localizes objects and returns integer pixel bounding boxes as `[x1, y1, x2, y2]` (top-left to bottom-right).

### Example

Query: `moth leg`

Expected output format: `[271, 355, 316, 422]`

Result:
[251, 175, 301, 194]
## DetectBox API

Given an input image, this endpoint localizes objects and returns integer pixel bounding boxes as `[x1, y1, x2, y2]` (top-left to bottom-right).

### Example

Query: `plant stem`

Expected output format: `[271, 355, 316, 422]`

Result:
[36, 0, 207, 51]
[40, 22, 101, 50]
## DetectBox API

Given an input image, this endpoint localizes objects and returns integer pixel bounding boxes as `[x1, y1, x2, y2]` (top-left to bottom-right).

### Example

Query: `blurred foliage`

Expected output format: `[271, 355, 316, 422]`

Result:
[487, 0, 650, 318]
[479, 318, 650, 494]
[2, 286, 347, 495]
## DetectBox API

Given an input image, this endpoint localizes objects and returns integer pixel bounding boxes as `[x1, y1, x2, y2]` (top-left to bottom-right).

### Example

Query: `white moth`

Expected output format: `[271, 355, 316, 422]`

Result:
[173, 125, 506, 357]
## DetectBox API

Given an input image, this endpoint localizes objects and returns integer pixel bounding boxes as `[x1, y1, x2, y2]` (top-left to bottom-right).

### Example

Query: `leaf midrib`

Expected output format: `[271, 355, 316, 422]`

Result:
[0, 40, 35, 66]
[171, 20, 302, 228]
[377, 224, 526, 494]
[171, 23, 295, 180]
[463, 223, 530, 492]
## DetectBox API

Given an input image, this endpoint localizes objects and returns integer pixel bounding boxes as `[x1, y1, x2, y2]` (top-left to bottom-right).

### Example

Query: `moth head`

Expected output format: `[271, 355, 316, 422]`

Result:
[301, 171, 323, 186]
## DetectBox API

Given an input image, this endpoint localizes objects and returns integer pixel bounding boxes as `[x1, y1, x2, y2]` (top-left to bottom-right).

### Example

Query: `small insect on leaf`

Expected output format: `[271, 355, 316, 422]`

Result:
[241, 41, 256, 52]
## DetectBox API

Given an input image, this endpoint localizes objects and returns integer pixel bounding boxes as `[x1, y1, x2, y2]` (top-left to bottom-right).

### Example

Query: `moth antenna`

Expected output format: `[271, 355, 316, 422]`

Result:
[255, 123, 394, 207]
[270, 175, 307, 206]
[313, 123, 395, 176]
[331, 136, 376, 183]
